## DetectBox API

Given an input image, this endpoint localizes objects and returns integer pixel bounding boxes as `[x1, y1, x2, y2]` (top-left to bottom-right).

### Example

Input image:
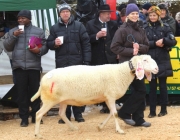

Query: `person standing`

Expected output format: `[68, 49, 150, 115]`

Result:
[46, 4, 91, 123]
[158, 3, 176, 35]
[86, 4, 118, 113]
[116, 4, 126, 27]
[1, 23, 17, 84]
[0, 24, 5, 54]
[111, 4, 151, 127]
[140, 2, 152, 22]
[3, 10, 48, 127]
[143, 6, 177, 118]
[175, 12, 180, 36]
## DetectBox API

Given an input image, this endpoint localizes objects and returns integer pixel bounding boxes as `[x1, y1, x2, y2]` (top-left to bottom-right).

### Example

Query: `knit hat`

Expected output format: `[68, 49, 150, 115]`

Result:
[175, 12, 180, 21]
[118, 4, 126, 12]
[126, 4, 139, 16]
[142, 3, 152, 10]
[58, 3, 71, 13]
[147, 6, 161, 16]
[17, 10, 31, 20]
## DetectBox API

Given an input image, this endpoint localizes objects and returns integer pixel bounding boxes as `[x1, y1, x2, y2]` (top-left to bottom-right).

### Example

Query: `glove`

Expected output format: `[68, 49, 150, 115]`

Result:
[83, 61, 90, 65]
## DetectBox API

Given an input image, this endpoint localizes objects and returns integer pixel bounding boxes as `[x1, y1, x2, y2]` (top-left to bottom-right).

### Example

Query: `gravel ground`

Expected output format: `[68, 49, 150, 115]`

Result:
[0, 105, 180, 140]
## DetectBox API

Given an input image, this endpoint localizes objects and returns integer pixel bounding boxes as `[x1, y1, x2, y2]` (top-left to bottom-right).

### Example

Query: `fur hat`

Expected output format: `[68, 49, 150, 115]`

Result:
[148, 6, 161, 16]
[142, 3, 152, 10]
[58, 3, 71, 13]
[158, 3, 168, 10]
[175, 12, 180, 21]
[126, 4, 139, 16]
[17, 10, 31, 20]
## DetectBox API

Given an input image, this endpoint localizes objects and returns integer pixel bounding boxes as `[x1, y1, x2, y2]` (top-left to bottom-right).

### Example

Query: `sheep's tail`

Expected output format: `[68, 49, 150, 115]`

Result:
[31, 87, 41, 102]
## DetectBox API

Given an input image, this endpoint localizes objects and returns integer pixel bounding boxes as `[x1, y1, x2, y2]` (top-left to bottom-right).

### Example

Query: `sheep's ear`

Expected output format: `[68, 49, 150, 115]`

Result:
[145, 72, 152, 81]
[135, 60, 144, 80]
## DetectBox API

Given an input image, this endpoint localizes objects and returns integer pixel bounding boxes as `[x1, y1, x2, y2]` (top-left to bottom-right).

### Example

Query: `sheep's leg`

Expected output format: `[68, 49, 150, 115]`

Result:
[35, 101, 57, 138]
[98, 101, 113, 131]
[107, 100, 124, 134]
[98, 112, 112, 131]
[59, 103, 78, 131]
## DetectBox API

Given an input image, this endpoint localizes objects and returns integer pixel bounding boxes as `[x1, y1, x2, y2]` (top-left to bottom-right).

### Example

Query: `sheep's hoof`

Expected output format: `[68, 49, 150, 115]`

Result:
[70, 126, 78, 131]
[35, 134, 43, 139]
[116, 129, 125, 134]
[97, 125, 102, 131]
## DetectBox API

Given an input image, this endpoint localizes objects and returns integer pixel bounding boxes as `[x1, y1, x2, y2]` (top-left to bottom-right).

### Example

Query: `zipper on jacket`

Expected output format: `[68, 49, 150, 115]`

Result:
[25, 28, 27, 70]
[65, 23, 69, 65]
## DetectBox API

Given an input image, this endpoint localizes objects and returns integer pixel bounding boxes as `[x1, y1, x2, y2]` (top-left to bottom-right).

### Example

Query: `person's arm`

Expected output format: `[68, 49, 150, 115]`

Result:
[38, 30, 49, 56]
[162, 25, 177, 51]
[0, 38, 3, 54]
[168, 17, 176, 35]
[111, 28, 133, 56]
[3, 28, 19, 52]
[86, 22, 99, 43]
[46, 26, 58, 50]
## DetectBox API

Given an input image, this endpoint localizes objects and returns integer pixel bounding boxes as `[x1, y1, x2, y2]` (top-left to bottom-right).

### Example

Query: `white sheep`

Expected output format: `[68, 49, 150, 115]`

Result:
[31, 54, 158, 138]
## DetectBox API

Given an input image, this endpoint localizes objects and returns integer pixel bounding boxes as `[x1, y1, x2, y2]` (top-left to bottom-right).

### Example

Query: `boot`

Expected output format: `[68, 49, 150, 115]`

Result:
[148, 111, 156, 118]
[158, 105, 167, 117]
[75, 114, 85, 123]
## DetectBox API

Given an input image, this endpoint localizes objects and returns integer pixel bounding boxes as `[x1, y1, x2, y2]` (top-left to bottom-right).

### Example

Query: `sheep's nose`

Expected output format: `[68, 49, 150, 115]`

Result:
[155, 67, 159, 71]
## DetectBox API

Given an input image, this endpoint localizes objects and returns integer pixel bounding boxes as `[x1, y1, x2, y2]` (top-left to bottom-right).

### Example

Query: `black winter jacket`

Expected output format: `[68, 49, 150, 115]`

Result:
[86, 17, 118, 65]
[161, 14, 176, 35]
[144, 21, 177, 77]
[47, 16, 91, 68]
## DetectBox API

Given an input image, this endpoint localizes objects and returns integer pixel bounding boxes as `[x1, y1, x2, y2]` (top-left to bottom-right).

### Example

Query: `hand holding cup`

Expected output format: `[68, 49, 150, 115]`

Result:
[18, 25, 24, 31]
[55, 36, 63, 46]
[101, 28, 107, 36]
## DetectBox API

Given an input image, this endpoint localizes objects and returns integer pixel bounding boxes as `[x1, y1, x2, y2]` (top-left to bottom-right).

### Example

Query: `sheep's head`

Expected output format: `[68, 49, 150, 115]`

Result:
[130, 55, 159, 81]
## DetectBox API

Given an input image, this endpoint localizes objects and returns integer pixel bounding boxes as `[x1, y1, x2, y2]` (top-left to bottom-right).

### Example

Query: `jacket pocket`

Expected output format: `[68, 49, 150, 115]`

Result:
[70, 30, 79, 41]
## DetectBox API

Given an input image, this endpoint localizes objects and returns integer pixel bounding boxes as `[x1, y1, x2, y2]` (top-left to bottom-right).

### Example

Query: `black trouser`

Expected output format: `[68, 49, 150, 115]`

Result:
[65, 105, 84, 119]
[14, 68, 41, 121]
[10, 59, 16, 84]
[118, 78, 147, 125]
[149, 77, 168, 113]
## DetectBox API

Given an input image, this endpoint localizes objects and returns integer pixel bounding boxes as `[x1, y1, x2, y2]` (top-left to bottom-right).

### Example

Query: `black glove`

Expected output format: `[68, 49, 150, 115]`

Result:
[83, 61, 90, 65]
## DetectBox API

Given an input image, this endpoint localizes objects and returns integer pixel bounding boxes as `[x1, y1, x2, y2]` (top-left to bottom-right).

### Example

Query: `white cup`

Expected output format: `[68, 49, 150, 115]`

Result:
[18, 25, 24, 31]
[101, 28, 107, 32]
[101, 28, 107, 36]
[58, 36, 64, 44]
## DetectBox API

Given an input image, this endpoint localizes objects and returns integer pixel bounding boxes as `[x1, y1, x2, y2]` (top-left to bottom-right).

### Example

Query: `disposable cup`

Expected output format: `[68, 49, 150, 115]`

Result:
[18, 25, 24, 31]
[101, 28, 107, 32]
[58, 36, 64, 44]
